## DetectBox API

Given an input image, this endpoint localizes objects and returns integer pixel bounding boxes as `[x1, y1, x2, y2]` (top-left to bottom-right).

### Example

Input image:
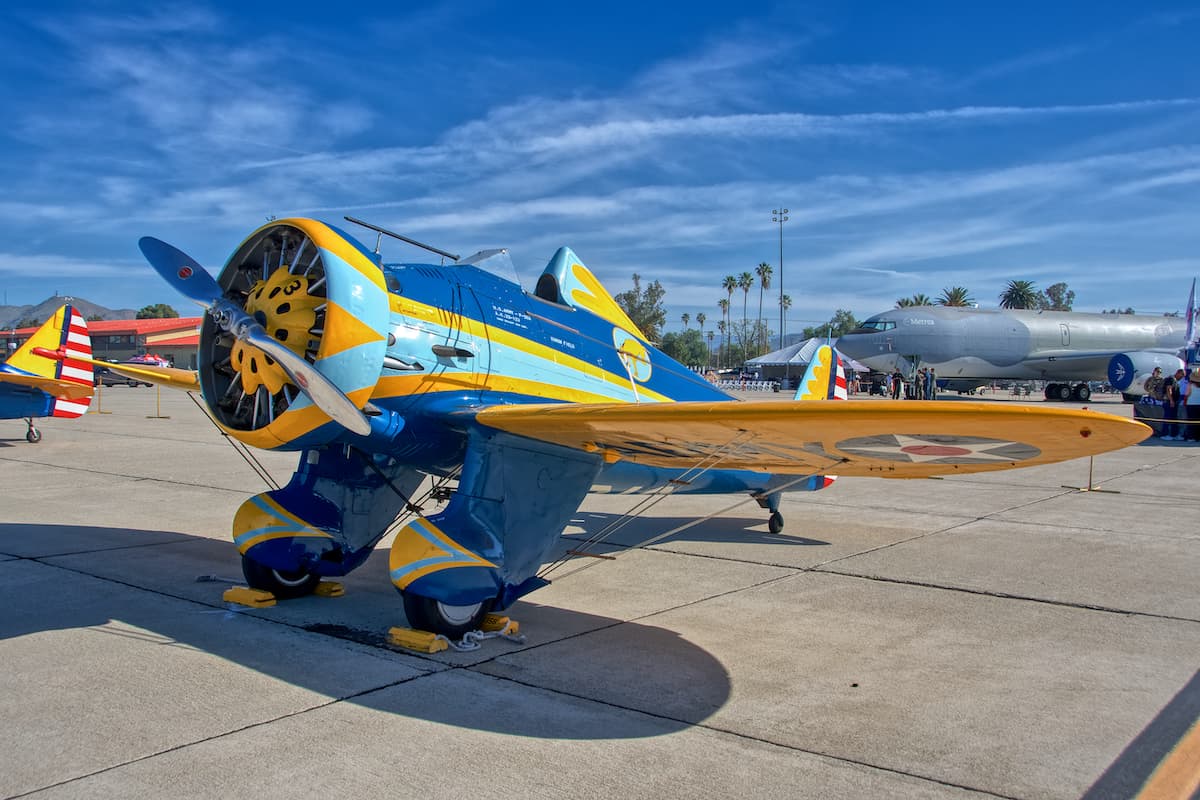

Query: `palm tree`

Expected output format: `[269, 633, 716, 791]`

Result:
[779, 293, 792, 342]
[738, 271, 754, 353]
[696, 311, 706, 338]
[718, 299, 730, 368]
[910, 293, 933, 306]
[681, 312, 690, 329]
[755, 262, 772, 353]
[706, 330, 715, 367]
[937, 287, 974, 306]
[717, 319, 728, 368]
[999, 280, 1041, 309]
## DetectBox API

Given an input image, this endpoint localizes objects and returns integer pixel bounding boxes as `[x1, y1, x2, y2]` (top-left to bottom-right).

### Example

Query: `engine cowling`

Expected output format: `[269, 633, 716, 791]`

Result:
[1107, 351, 1184, 394]
[199, 219, 390, 450]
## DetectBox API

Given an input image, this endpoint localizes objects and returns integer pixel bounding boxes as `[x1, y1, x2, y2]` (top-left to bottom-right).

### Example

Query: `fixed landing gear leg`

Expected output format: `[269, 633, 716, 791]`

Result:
[25, 417, 41, 444]
[754, 491, 784, 533]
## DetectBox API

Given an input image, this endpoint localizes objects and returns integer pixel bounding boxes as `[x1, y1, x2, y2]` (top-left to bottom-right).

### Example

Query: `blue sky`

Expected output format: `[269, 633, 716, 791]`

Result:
[1, 1, 1198, 335]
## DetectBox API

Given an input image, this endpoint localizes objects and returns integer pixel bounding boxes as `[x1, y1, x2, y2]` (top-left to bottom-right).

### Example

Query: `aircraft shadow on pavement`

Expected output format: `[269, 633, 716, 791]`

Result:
[565, 511, 830, 548]
[0, 523, 731, 739]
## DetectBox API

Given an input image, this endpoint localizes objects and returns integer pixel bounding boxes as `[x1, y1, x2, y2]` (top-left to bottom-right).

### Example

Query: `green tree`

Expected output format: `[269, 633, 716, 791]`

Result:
[1103, 307, 1136, 314]
[778, 293, 792, 347]
[1041, 282, 1074, 311]
[716, 319, 727, 368]
[755, 262, 772, 353]
[706, 330, 715, 366]
[137, 303, 180, 319]
[736, 272, 754, 352]
[718, 298, 730, 366]
[695, 312, 706, 340]
[680, 312, 690, 329]
[998, 280, 1041, 309]
[15, 316, 41, 328]
[896, 294, 932, 308]
[802, 309, 861, 340]
[613, 274, 666, 342]
[937, 287, 974, 306]
[660, 328, 709, 366]
[86, 313, 106, 322]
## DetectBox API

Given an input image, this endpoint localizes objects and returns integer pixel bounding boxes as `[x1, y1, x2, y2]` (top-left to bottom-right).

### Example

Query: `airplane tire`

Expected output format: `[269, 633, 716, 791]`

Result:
[1074, 384, 1091, 402]
[1044, 384, 1060, 400]
[26, 428, 42, 444]
[402, 592, 492, 638]
[768, 511, 784, 534]
[1056, 384, 1072, 401]
[240, 556, 320, 599]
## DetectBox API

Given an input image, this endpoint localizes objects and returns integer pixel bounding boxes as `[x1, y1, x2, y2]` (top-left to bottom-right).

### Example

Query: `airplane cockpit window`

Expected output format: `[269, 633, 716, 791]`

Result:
[846, 320, 896, 334]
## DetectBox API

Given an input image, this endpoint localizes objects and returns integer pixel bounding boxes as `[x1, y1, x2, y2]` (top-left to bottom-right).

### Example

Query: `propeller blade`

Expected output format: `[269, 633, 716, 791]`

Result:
[138, 235, 371, 437]
[138, 237, 223, 308]
[239, 323, 371, 436]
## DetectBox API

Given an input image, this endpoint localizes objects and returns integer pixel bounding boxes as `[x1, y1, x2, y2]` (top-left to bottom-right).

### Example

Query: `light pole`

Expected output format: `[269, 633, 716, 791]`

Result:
[772, 208, 788, 348]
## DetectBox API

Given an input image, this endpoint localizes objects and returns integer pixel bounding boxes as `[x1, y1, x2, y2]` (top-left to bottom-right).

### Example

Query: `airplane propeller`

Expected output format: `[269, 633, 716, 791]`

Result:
[138, 236, 372, 436]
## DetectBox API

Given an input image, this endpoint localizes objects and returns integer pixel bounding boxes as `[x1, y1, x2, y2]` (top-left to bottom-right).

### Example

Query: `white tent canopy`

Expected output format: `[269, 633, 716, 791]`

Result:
[745, 338, 870, 373]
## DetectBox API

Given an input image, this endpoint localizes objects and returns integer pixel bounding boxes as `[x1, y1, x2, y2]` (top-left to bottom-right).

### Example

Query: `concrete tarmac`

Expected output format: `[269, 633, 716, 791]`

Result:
[1, 386, 1198, 799]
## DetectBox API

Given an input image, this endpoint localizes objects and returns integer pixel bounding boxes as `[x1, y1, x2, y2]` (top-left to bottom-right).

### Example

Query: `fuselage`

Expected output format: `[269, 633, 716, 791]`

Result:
[374, 255, 801, 496]
[836, 306, 1186, 386]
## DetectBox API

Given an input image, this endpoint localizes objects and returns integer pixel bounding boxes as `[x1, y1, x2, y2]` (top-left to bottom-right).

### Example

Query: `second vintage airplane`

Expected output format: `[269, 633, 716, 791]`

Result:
[50, 218, 1151, 637]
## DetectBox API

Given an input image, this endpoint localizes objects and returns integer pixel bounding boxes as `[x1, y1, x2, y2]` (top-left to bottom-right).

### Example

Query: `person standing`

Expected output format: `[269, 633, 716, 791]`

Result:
[891, 369, 902, 399]
[927, 368, 937, 400]
[1161, 369, 1181, 439]
[1186, 367, 1200, 441]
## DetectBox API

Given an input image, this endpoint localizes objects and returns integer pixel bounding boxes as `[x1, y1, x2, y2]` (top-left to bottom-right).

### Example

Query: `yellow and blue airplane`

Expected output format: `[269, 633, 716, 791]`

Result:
[62, 218, 1150, 636]
[0, 305, 93, 443]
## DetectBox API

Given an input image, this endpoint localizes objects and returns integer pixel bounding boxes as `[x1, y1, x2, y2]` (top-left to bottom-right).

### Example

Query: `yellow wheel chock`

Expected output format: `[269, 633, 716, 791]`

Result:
[388, 627, 449, 654]
[222, 587, 277, 608]
[313, 581, 344, 597]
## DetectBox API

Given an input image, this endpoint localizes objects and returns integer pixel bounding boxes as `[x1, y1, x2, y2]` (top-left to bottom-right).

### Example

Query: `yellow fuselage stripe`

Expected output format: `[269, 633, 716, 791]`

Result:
[389, 294, 674, 404]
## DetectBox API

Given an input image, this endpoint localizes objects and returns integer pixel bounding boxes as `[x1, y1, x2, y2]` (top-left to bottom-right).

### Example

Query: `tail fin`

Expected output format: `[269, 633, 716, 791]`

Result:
[538, 247, 648, 340]
[793, 344, 847, 400]
[7, 305, 94, 417]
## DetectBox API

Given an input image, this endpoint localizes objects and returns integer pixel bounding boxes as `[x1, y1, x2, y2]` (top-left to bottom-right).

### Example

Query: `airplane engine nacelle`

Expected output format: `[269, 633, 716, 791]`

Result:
[1107, 352, 1184, 394]
[199, 219, 389, 450]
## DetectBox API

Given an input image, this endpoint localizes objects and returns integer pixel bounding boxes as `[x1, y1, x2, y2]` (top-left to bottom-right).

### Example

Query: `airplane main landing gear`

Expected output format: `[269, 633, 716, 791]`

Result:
[25, 418, 41, 444]
[1044, 383, 1091, 402]
[402, 592, 493, 638]
[240, 555, 321, 599]
[768, 511, 784, 534]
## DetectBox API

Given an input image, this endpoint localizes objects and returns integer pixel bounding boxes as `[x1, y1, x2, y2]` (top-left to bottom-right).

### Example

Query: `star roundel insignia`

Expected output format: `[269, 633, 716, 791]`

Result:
[835, 434, 1041, 464]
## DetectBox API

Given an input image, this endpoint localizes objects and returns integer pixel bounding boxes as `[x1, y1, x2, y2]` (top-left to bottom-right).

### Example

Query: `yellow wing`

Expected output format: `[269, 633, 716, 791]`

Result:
[0, 373, 95, 400]
[99, 361, 200, 391]
[475, 400, 1150, 478]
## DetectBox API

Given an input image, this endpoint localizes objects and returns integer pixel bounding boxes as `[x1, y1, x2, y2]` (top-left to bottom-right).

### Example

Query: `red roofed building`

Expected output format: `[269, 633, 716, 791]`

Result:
[7, 317, 203, 368]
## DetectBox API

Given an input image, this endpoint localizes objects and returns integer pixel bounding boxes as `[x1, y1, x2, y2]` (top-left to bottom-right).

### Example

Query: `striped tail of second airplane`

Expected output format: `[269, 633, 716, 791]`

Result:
[0, 304, 94, 442]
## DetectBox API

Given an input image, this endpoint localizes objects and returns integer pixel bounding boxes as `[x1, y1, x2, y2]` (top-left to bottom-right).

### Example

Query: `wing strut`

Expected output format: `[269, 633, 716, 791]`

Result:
[541, 469, 826, 582]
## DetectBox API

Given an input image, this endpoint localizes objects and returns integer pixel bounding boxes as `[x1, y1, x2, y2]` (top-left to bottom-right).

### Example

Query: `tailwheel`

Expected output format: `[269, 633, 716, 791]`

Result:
[402, 592, 492, 638]
[241, 555, 320, 599]
[768, 511, 784, 534]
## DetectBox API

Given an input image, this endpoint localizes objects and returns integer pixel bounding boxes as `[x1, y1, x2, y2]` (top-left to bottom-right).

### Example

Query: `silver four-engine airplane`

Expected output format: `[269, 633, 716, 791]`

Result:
[837, 305, 1189, 400]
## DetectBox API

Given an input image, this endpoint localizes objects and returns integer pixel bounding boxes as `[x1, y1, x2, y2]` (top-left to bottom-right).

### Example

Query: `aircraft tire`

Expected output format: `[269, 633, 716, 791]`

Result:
[1074, 384, 1091, 402]
[1055, 384, 1072, 401]
[1044, 384, 1059, 400]
[768, 511, 784, 534]
[26, 428, 41, 444]
[402, 592, 492, 638]
[240, 556, 320, 599]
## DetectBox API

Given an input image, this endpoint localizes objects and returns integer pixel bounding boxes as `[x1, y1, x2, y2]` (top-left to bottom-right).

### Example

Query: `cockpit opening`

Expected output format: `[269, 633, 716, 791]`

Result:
[846, 320, 896, 334]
